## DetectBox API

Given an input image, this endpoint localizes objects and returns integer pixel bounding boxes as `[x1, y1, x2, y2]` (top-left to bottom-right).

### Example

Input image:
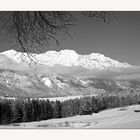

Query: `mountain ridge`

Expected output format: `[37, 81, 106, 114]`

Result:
[0, 49, 132, 70]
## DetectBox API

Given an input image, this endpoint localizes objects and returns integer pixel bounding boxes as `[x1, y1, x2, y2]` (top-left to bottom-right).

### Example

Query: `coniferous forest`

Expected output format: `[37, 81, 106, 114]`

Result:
[0, 89, 140, 125]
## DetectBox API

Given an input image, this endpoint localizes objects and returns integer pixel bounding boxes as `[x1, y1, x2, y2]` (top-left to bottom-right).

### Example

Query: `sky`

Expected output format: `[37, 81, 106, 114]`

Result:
[0, 12, 140, 66]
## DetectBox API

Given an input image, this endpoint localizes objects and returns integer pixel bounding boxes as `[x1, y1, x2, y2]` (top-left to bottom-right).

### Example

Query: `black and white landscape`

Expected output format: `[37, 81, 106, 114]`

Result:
[0, 11, 140, 128]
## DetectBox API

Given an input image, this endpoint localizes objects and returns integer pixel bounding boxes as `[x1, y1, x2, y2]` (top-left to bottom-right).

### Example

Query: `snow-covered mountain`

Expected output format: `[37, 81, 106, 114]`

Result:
[0, 49, 132, 70]
[0, 70, 105, 97]
[0, 70, 140, 98]
[0, 49, 140, 98]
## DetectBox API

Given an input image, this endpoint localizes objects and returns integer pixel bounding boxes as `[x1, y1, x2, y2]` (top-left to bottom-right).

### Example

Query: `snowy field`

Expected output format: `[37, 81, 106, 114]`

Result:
[1, 104, 140, 128]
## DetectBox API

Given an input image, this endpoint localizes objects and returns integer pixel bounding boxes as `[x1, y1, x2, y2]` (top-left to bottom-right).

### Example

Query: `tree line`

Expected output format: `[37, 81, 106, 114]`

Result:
[0, 89, 140, 125]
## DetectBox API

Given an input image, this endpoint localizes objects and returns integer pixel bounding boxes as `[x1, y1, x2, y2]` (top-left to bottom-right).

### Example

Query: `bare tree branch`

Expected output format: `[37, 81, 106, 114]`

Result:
[0, 11, 112, 63]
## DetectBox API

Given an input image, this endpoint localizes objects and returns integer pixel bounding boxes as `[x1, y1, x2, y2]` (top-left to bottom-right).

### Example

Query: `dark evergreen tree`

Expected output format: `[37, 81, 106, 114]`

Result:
[54, 101, 62, 118]
[12, 101, 24, 123]
[82, 100, 93, 115]
[91, 97, 99, 113]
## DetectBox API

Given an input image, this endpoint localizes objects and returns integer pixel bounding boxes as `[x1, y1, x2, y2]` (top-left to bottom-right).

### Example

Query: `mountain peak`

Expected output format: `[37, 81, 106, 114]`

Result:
[59, 49, 78, 54]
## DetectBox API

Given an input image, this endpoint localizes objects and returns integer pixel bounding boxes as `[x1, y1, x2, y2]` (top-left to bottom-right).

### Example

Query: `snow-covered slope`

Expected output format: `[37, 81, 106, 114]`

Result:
[0, 49, 132, 69]
[0, 70, 106, 97]
[0, 68, 140, 98]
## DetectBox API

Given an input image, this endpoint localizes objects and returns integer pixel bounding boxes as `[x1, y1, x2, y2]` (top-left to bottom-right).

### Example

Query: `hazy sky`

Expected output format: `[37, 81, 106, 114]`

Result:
[0, 12, 140, 66]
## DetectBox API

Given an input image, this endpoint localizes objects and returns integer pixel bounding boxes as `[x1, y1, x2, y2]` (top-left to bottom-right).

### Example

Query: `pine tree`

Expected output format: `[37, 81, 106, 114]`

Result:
[54, 101, 62, 118]
[12, 100, 24, 123]
[91, 97, 99, 113]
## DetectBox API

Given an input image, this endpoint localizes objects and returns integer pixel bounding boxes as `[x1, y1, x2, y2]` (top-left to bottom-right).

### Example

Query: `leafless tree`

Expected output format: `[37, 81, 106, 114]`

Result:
[0, 11, 112, 56]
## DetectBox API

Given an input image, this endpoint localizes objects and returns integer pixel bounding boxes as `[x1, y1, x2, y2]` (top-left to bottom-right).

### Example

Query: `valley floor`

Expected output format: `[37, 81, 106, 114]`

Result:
[1, 104, 140, 129]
